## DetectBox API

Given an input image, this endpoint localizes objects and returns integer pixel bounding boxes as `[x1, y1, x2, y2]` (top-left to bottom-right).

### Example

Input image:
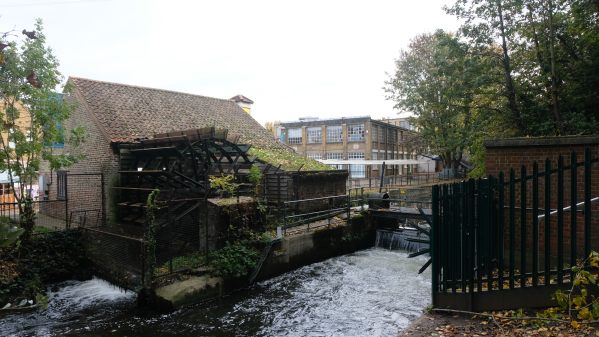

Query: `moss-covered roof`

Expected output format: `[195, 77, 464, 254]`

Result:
[248, 147, 332, 172]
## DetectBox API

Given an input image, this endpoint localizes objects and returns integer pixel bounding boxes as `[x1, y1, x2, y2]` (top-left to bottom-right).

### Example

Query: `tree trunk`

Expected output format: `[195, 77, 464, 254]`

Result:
[497, 0, 525, 133]
[547, 0, 563, 134]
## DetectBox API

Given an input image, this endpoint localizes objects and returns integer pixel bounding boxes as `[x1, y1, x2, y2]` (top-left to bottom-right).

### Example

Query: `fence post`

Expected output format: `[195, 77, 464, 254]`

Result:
[584, 146, 591, 260]
[431, 184, 439, 307]
[545, 158, 552, 286]
[498, 172, 505, 290]
[520, 165, 527, 288]
[557, 156, 564, 285]
[509, 169, 515, 289]
[65, 173, 69, 229]
[532, 161, 539, 287]
[570, 152, 577, 281]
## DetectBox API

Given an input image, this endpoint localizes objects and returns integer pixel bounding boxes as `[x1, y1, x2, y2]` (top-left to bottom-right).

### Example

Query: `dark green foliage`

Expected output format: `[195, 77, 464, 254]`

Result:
[0, 216, 23, 248]
[208, 241, 260, 279]
[386, 30, 508, 176]
[247, 165, 263, 185]
[0, 230, 88, 305]
[446, 0, 599, 136]
[389, 1, 599, 176]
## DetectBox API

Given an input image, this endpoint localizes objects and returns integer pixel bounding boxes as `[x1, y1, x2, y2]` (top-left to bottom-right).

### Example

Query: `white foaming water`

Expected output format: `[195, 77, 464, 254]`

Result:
[0, 277, 135, 337]
[1, 249, 430, 337]
[222, 249, 431, 337]
[47, 277, 135, 314]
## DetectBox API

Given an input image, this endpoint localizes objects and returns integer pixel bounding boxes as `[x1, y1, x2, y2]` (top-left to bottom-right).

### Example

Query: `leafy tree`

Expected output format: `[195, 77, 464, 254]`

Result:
[0, 19, 83, 240]
[385, 30, 506, 177]
[446, 0, 599, 136]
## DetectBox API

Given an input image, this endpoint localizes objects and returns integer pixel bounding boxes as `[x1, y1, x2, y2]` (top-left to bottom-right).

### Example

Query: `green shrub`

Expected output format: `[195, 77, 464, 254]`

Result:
[209, 174, 240, 196]
[0, 217, 23, 248]
[247, 165, 263, 185]
[208, 242, 260, 279]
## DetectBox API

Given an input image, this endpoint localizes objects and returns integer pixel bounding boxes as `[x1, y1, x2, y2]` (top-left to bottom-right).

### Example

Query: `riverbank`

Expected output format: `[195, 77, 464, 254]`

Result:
[399, 311, 598, 336]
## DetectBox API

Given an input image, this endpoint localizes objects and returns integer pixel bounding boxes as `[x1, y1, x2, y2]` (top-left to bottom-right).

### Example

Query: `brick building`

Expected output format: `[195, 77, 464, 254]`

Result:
[277, 116, 417, 183]
[40, 77, 285, 223]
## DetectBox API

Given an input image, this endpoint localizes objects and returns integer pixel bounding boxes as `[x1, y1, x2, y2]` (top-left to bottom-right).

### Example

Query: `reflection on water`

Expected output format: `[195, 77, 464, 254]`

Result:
[1, 249, 430, 337]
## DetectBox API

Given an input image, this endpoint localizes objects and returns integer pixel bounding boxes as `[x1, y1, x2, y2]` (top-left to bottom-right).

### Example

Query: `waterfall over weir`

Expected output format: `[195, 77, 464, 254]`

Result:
[375, 228, 429, 253]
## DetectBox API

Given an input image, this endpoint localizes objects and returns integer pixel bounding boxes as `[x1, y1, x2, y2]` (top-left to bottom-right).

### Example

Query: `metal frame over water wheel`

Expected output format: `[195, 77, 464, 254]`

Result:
[406, 207, 432, 274]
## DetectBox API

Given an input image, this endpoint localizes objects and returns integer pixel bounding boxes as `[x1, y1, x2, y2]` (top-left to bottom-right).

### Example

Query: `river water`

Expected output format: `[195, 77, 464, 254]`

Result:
[1, 248, 431, 337]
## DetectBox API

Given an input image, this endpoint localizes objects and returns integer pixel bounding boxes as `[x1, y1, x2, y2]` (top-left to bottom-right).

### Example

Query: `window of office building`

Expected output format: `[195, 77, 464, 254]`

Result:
[390, 130, 397, 144]
[307, 152, 322, 160]
[288, 128, 302, 144]
[307, 127, 322, 144]
[348, 152, 365, 178]
[347, 124, 365, 142]
[378, 128, 385, 143]
[371, 152, 379, 171]
[326, 152, 344, 169]
[326, 125, 342, 143]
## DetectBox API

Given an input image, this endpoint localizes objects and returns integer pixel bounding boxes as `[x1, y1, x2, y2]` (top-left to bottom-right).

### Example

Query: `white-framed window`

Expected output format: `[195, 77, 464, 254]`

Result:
[307, 127, 322, 144]
[378, 128, 385, 143]
[348, 152, 365, 178]
[288, 128, 302, 144]
[372, 151, 379, 171]
[326, 125, 342, 143]
[307, 152, 322, 160]
[326, 152, 344, 170]
[347, 124, 365, 142]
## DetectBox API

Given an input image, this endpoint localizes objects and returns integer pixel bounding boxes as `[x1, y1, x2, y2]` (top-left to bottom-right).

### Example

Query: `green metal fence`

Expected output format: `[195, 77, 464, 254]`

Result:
[432, 147, 599, 311]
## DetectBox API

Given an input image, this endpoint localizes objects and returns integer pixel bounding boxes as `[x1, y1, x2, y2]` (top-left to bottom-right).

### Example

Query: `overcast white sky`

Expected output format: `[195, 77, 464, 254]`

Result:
[1, 0, 458, 125]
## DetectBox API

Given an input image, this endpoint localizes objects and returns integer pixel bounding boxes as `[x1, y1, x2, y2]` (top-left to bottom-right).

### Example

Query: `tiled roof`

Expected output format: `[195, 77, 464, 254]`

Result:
[230, 94, 254, 104]
[68, 77, 282, 149]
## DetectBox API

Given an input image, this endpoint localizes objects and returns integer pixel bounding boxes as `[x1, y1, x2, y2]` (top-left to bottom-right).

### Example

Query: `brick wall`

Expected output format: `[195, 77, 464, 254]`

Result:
[39, 87, 119, 223]
[484, 136, 599, 266]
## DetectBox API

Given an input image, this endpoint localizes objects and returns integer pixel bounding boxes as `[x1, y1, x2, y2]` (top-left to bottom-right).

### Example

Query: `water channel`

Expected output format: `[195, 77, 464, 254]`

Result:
[1, 248, 431, 337]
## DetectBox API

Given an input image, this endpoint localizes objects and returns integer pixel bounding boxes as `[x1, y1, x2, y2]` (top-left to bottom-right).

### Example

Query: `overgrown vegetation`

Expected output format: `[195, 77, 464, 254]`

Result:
[155, 253, 206, 276]
[0, 230, 88, 308]
[209, 174, 240, 197]
[207, 201, 273, 279]
[208, 241, 260, 279]
[0, 216, 23, 248]
[143, 189, 159, 287]
[248, 147, 331, 171]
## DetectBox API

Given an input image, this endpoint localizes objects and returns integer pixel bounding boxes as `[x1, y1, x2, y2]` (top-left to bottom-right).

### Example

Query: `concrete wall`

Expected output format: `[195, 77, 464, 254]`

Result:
[256, 215, 375, 281]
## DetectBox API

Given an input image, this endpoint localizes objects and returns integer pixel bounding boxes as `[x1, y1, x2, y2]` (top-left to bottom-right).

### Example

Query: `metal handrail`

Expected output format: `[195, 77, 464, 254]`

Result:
[538, 196, 599, 220]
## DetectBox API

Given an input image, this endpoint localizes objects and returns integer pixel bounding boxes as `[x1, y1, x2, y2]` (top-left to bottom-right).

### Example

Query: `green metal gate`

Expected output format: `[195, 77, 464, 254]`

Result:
[432, 147, 599, 311]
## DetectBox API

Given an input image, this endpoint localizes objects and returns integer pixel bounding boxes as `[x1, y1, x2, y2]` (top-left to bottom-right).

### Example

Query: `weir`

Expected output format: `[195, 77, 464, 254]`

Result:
[375, 228, 428, 252]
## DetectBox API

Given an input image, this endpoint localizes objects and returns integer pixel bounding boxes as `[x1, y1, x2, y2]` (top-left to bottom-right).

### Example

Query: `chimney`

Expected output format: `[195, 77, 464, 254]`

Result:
[230, 95, 254, 114]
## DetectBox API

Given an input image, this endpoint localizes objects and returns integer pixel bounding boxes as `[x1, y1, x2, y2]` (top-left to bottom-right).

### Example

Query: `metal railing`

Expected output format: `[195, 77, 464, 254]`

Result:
[431, 146, 599, 311]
